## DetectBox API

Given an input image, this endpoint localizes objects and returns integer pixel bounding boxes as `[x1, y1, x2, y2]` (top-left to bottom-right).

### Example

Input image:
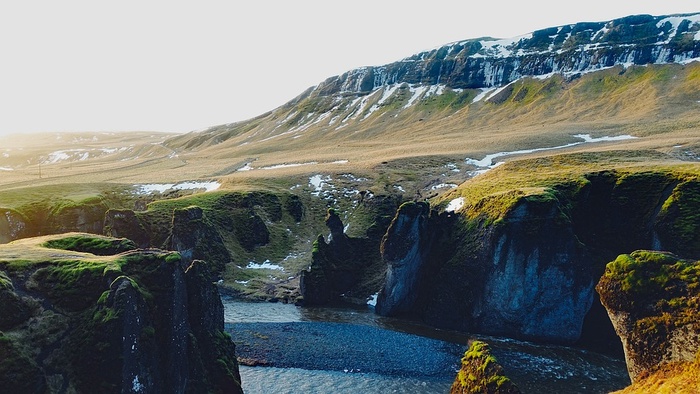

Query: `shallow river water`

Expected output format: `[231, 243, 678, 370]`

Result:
[222, 296, 630, 393]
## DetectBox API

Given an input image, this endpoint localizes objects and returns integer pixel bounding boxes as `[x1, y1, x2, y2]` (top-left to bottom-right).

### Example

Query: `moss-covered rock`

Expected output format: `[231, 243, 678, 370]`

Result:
[450, 340, 520, 394]
[0, 234, 243, 393]
[167, 205, 230, 275]
[104, 208, 152, 248]
[42, 233, 137, 255]
[0, 334, 47, 393]
[597, 250, 700, 382]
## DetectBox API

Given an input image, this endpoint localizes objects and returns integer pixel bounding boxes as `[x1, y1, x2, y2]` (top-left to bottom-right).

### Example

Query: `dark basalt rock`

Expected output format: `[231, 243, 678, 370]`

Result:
[376, 170, 700, 347]
[0, 271, 32, 330]
[0, 239, 243, 393]
[597, 251, 700, 382]
[167, 205, 231, 275]
[376, 201, 431, 316]
[300, 208, 388, 306]
[104, 209, 151, 248]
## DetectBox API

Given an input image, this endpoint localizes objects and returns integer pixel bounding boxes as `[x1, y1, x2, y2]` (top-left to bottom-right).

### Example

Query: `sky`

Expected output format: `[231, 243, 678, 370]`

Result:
[0, 1, 698, 136]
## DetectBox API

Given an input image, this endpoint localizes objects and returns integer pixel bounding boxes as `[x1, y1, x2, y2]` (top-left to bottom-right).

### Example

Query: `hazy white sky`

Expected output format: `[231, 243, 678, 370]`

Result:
[0, 1, 698, 135]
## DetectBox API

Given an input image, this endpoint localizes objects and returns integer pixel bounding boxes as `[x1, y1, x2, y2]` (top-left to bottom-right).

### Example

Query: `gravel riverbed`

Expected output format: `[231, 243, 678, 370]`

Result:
[225, 321, 465, 378]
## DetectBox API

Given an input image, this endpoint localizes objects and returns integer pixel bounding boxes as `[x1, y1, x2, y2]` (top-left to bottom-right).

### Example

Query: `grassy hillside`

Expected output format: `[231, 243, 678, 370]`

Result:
[0, 64, 697, 198]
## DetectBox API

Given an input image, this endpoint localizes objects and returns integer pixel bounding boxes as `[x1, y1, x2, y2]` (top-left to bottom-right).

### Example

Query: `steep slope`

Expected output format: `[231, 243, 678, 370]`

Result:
[1, 14, 699, 192]
[158, 13, 700, 176]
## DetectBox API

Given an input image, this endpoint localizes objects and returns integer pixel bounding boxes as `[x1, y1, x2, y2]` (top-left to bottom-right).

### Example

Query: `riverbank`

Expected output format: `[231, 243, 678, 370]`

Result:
[223, 299, 631, 393]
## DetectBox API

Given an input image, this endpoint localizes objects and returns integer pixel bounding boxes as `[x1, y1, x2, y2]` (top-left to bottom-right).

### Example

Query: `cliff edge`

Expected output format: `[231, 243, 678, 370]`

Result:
[0, 232, 242, 393]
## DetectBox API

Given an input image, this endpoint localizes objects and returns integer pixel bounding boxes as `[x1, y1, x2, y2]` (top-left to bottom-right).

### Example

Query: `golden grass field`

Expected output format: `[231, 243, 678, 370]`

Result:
[0, 63, 698, 202]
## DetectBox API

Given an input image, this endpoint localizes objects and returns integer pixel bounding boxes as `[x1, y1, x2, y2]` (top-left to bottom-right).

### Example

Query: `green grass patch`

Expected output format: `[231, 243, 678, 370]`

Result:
[42, 234, 137, 256]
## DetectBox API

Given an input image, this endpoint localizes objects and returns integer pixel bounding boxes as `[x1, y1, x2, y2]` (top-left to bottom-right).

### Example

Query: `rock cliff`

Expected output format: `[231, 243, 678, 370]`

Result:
[376, 163, 700, 346]
[318, 14, 700, 95]
[376, 201, 432, 316]
[166, 205, 231, 274]
[0, 233, 242, 393]
[300, 209, 378, 305]
[597, 250, 700, 383]
[300, 200, 398, 306]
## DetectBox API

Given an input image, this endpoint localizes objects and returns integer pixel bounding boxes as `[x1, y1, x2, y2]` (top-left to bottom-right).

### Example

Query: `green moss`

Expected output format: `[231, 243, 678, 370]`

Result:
[42, 234, 137, 256]
[0, 271, 11, 291]
[453, 340, 519, 393]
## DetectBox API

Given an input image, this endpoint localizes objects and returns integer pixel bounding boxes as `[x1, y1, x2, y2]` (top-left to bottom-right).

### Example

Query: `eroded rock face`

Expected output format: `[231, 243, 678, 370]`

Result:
[471, 197, 594, 342]
[597, 251, 700, 382]
[0, 236, 243, 393]
[300, 208, 387, 305]
[168, 205, 230, 275]
[450, 341, 521, 394]
[47, 198, 109, 235]
[376, 201, 431, 316]
[0, 208, 29, 244]
[377, 170, 700, 346]
[104, 209, 151, 248]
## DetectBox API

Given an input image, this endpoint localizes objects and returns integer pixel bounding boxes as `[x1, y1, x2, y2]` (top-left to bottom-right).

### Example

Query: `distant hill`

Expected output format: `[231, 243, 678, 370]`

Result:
[1, 13, 699, 190]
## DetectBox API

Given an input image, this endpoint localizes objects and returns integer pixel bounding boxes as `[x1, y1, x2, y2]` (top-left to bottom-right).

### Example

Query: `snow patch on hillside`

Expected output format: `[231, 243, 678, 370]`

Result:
[466, 134, 637, 170]
[445, 197, 465, 213]
[134, 181, 220, 195]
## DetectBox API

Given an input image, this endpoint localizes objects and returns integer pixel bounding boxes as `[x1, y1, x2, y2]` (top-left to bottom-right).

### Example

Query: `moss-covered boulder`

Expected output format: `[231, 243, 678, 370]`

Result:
[0, 271, 32, 329]
[0, 233, 243, 393]
[597, 251, 700, 382]
[450, 340, 520, 394]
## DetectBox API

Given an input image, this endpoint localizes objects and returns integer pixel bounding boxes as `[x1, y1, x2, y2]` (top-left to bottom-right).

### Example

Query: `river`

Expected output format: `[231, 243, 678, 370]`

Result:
[222, 296, 630, 393]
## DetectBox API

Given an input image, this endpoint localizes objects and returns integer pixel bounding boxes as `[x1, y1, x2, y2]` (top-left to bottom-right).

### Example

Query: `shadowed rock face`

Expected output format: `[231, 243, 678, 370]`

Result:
[300, 203, 396, 306]
[376, 170, 700, 346]
[376, 201, 431, 316]
[0, 236, 242, 393]
[597, 251, 700, 382]
[104, 209, 151, 248]
[168, 205, 230, 275]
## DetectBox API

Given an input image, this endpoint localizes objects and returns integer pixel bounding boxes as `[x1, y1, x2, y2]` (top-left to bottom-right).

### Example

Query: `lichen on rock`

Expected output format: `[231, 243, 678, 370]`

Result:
[450, 340, 521, 394]
[597, 250, 700, 382]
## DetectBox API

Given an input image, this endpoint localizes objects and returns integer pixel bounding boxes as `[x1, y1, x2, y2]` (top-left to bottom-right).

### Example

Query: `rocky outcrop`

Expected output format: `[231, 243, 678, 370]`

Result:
[0, 233, 243, 393]
[167, 205, 231, 275]
[450, 341, 520, 394]
[300, 208, 388, 305]
[376, 201, 431, 316]
[597, 250, 700, 382]
[46, 198, 109, 235]
[318, 14, 700, 95]
[376, 168, 700, 346]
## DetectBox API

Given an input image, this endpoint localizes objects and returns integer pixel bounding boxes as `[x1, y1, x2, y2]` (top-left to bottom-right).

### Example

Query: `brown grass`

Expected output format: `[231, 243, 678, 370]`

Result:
[0, 64, 698, 201]
[613, 355, 700, 394]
